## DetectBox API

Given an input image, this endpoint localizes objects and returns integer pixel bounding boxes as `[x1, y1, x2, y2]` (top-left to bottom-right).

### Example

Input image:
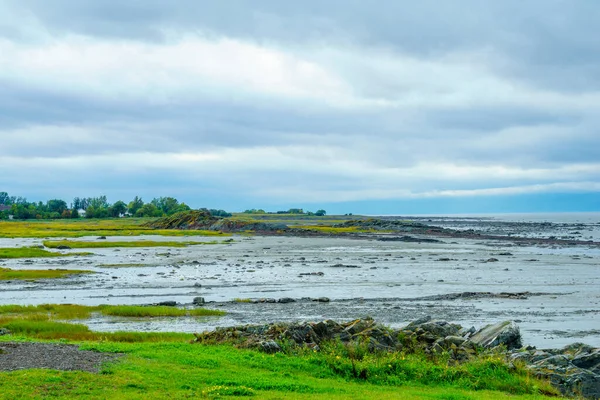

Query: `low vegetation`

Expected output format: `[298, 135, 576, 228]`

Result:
[0, 219, 225, 238]
[0, 304, 224, 321]
[42, 239, 221, 249]
[0, 268, 93, 281]
[0, 247, 91, 259]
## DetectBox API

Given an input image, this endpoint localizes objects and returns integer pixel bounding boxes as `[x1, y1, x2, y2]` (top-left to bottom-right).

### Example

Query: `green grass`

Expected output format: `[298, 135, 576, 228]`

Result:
[43, 240, 221, 249]
[0, 268, 93, 281]
[0, 219, 227, 239]
[0, 302, 559, 399]
[0, 338, 559, 400]
[0, 247, 92, 259]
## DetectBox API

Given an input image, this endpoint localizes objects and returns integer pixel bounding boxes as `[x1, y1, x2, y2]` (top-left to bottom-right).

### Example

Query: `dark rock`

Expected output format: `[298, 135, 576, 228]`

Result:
[485, 258, 499, 262]
[377, 236, 441, 243]
[97, 236, 107, 240]
[259, 340, 281, 354]
[470, 321, 522, 350]
[156, 301, 177, 307]
[56, 245, 71, 250]
[278, 297, 295, 303]
[330, 263, 360, 268]
[572, 350, 600, 372]
[312, 297, 330, 303]
[192, 297, 205, 305]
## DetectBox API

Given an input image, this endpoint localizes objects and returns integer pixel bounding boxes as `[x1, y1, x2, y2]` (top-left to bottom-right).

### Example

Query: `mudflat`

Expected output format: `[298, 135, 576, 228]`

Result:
[1, 219, 598, 348]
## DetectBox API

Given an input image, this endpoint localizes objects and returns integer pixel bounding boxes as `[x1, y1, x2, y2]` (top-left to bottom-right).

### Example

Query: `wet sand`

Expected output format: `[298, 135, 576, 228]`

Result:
[1, 234, 598, 348]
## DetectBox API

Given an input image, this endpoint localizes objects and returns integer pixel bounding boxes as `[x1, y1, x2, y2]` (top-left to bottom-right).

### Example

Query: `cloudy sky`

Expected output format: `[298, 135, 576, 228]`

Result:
[1, 0, 599, 214]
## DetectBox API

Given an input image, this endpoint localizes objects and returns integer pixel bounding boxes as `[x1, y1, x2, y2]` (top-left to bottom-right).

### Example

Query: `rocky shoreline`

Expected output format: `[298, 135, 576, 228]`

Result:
[195, 317, 600, 399]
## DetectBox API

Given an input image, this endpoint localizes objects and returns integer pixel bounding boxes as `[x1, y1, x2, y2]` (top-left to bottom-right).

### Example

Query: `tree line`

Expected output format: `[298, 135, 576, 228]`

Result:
[0, 192, 231, 220]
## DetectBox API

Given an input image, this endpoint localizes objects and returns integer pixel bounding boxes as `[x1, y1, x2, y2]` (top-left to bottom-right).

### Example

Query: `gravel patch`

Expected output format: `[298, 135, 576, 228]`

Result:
[0, 342, 122, 372]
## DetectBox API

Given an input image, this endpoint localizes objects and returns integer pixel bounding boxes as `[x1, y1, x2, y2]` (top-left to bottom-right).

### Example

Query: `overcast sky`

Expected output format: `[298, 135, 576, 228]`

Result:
[1, 0, 599, 213]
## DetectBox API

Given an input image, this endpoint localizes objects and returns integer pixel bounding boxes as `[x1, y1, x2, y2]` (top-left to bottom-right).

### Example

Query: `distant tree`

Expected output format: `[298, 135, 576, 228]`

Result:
[128, 196, 144, 215]
[71, 208, 80, 218]
[0, 192, 13, 205]
[287, 208, 304, 214]
[47, 199, 68, 215]
[151, 197, 181, 215]
[88, 196, 108, 209]
[209, 209, 232, 217]
[110, 201, 127, 217]
[315, 209, 326, 216]
[135, 203, 163, 218]
[243, 209, 266, 214]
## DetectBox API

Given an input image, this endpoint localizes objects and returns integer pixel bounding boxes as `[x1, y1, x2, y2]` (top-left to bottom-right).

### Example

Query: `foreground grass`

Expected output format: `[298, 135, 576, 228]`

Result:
[0, 247, 92, 259]
[0, 219, 226, 239]
[0, 303, 559, 399]
[0, 268, 93, 281]
[43, 240, 221, 249]
[0, 337, 559, 400]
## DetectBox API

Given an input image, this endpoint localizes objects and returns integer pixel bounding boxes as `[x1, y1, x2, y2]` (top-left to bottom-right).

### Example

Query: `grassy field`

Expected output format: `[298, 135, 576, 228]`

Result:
[0, 219, 226, 238]
[42, 239, 222, 249]
[0, 305, 560, 399]
[0, 331, 559, 399]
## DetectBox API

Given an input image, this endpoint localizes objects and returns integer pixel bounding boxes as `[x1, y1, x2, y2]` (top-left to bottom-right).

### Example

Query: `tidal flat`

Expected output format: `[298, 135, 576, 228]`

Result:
[0, 216, 598, 349]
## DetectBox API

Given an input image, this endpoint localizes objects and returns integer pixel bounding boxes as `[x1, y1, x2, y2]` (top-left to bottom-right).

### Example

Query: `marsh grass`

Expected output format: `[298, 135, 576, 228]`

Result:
[99, 305, 225, 318]
[233, 298, 253, 303]
[0, 247, 92, 259]
[0, 219, 226, 239]
[42, 239, 220, 249]
[0, 268, 93, 281]
[0, 304, 225, 320]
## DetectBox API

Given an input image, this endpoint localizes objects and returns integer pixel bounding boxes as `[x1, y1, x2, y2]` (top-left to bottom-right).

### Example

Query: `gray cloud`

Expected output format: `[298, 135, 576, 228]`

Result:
[0, 0, 598, 209]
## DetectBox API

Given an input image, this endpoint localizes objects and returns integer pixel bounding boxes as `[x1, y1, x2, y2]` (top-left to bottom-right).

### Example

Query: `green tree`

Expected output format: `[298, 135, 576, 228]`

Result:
[135, 203, 163, 218]
[47, 199, 68, 215]
[128, 196, 144, 215]
[110, 200, 127, 217]
[315, 209, 326, 216]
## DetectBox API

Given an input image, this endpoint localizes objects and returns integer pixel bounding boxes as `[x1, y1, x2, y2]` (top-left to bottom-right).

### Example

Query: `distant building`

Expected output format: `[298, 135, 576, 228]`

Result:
[77, 209, 86, 217]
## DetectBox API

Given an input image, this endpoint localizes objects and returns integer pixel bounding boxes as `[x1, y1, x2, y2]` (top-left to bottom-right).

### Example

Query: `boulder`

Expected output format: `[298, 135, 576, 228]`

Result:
[572, 350, 600, 373]
[278, 297, 295, 304]
[192, 297, 205, 306]
[259, 340, 281, 354]
[469, 321, 522, 350]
